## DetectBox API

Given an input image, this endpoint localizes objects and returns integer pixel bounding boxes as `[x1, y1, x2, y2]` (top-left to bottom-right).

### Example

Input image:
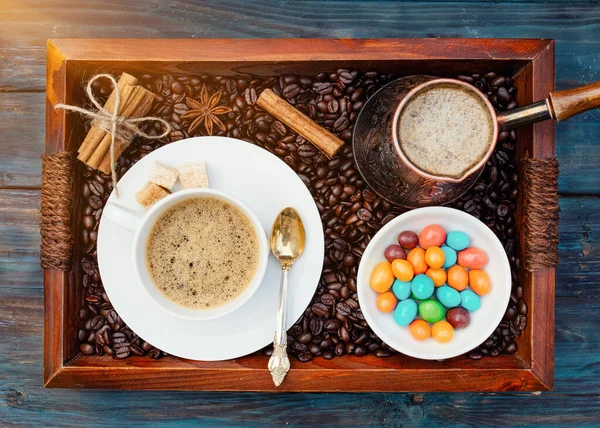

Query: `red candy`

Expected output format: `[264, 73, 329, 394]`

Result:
[398, 231, 419, 250]
[384, 244, 407, 263]
[458, 247, 488, 269]
[418, 224, 446, 249]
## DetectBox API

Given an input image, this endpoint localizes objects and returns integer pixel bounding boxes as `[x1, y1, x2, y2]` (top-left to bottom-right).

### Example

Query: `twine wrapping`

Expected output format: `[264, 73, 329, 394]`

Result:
[40, 152, 74, 270]
[522, 157, 560, 272]
[54, 74, 171, 195]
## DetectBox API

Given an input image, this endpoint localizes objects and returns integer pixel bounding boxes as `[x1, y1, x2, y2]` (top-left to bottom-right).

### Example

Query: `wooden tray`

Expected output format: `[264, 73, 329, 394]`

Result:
[44, 38, 555, 391]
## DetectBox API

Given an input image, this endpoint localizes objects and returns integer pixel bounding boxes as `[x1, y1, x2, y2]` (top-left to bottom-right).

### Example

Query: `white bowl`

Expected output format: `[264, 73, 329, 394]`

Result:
[357, 206, 511, 360]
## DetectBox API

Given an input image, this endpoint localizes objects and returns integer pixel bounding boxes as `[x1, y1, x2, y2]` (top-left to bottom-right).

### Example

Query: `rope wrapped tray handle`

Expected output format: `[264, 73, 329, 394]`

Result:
[40, 152, 74, 271]
[521, 157, 560, 272]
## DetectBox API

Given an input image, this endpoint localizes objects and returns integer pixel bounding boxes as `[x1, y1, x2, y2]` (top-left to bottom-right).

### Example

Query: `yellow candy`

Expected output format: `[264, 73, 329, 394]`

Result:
[425, 246, 445, 269]
[426, 267, 447, 287]
[391, 259, 415, 282]
[370, 261, 394, 293]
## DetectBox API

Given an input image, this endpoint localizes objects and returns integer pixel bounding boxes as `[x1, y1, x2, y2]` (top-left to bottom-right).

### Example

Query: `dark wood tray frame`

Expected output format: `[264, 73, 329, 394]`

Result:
[44, 38, 555, 391]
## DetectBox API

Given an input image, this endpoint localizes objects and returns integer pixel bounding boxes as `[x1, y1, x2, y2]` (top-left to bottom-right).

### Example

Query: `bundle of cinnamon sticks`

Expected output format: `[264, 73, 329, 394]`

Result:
[77, 73, 156, 174]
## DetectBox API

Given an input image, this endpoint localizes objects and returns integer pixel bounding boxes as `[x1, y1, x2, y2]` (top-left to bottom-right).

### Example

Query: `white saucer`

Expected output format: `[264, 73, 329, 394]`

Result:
[97, 137, 324, 361]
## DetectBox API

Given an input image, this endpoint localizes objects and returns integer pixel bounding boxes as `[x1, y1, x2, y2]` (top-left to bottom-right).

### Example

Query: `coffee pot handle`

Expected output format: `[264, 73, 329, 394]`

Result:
[548, 80, 600, 122]
[103, 202, 143, 232]
[497, 80, 600, 130]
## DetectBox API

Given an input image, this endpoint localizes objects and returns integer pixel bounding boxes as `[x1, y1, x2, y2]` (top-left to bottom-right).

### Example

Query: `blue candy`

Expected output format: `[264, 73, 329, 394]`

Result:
[435, 285, 461, 308]
[446, 231, 470, 251]
[392, 279, 412, 300]
[411, 274, 434, 300]
[461, 289, 481, 311]
[393, 299, 418, 326]
[441, 245, 458, 268]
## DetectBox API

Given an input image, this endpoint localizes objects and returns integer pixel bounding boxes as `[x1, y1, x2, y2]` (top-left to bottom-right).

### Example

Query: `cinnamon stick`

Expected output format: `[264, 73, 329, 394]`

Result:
[256, 88, 344, 158]
[97, 86, 156, 174]
[78, 73, 139, 158]
[85, 85, 146, 168]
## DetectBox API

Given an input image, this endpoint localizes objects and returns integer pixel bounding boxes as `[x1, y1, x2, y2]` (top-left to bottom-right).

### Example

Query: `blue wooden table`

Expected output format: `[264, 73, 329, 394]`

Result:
[1, 1, 599, 426]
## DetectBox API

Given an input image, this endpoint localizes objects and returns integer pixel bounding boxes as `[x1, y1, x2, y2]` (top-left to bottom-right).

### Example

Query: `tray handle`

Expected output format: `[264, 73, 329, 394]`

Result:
[40, 151, 74, 271]
[521, 156, 560, 272]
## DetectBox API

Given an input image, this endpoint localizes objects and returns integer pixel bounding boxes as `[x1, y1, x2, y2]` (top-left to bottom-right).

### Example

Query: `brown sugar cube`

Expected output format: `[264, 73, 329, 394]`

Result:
[135, 182, 170, 208]
[178, 161, 209, 189]
[148, 161, 178, 190]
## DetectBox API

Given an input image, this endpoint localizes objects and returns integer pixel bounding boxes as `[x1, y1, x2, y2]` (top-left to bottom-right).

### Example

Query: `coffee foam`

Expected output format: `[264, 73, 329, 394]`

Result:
[398, 83, 494, 179]
[146, 197, 259, 309]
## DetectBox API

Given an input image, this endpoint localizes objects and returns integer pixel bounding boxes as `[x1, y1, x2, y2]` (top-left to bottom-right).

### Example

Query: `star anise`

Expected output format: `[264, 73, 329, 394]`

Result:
[181, 85, 232, 135]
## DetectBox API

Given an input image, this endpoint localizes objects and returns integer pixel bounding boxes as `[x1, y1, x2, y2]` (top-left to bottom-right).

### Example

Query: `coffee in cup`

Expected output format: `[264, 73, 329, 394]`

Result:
[397, 82, 495, 180]
[146, 196, 260, 309]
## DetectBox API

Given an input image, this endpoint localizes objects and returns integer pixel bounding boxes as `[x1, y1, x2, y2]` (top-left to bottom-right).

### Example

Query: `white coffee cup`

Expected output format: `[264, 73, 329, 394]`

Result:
[102, 188, 269, 321]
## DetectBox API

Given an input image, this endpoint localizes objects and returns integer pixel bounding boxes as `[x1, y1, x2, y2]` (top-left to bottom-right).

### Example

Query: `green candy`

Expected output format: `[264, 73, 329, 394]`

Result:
[418, 299, 445, 323]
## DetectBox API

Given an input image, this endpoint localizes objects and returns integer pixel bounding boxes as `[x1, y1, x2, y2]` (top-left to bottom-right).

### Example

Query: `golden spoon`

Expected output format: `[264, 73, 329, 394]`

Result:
[268, 207, 306, 387]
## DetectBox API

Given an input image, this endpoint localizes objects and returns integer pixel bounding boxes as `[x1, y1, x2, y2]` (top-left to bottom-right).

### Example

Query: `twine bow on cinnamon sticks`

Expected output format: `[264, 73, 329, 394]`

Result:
[55, 73, 171, 195]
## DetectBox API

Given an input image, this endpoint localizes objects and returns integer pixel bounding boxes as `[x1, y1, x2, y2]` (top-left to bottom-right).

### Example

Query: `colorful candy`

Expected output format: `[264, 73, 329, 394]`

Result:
[435, 285, 461, 308]
[432, 321, 454, 343]
[460, 289, 481, 311]
[371, 224, 491, 344]
[392, 279, 412, 300]
[457, 247, 488, 269]
[398, 230, 419, 250]
[426, 267, 447, 287]
[446, 231, 470, 251]
[424, 246, 445, 269]
[418, 299, 445, 323]
[409, 319, 431, 341]
[469, 269, 491, 296]
[411, 274, 435, 300]
[407, 247, 428, 274]
[384, 244, 407, 263]
[370, 261, 394, 293]
[377, 291, 398, 313]
[441, 245, 457, 268]
[418, 224, 446, 249]
[393, 299, 418, 326]
[447, 265, 468, 291]
[391, 259, 414, 282]
[446, 307, 470, 328]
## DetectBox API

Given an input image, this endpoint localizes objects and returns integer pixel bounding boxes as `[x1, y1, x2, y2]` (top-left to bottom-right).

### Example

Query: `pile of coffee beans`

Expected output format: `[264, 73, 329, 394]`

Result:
[78, 70, 525, 361]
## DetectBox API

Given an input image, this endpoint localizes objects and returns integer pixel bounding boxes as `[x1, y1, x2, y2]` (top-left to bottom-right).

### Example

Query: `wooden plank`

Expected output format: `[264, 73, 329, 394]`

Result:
[558, 197, 600, 297]
[1, 1, 599, 91]
[0, 189, 41, 289]
[0, 93, 44, 188]
[1, 288, 599, 426]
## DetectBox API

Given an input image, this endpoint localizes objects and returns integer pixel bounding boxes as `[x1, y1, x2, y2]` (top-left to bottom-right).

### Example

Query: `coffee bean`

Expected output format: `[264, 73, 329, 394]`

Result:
[283, 84, 300, 99]
[116, 346, 131, 359]
[311, 303, 329, 317]
[80, 343, 95, 355]
[333, 116, 350, 131]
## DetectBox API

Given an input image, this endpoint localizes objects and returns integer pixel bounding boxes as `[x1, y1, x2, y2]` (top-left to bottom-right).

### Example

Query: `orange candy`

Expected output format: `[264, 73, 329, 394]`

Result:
[409, 319, 431, 341]
[418, 224, 447, 249]
[447, 265, 468, 291]
[407, 247, 428, 274]
[370, 261, 394, 293]
[469, 269, 492, 296]
[457, 247, 488, 269]
[426, 267, 447, 287]
[432, 320, 454, 343]
[391, 259, 415, 282]
[425, 246, 445, 269]
[377, 291, 398, 313]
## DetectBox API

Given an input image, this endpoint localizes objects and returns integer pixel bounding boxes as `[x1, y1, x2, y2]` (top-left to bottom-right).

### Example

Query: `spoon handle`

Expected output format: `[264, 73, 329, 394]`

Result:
[268, 267, 291, 386]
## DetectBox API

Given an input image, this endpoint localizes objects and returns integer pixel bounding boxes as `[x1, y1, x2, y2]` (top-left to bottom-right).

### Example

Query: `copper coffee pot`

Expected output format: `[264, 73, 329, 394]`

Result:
[353, 75, 600, 208]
